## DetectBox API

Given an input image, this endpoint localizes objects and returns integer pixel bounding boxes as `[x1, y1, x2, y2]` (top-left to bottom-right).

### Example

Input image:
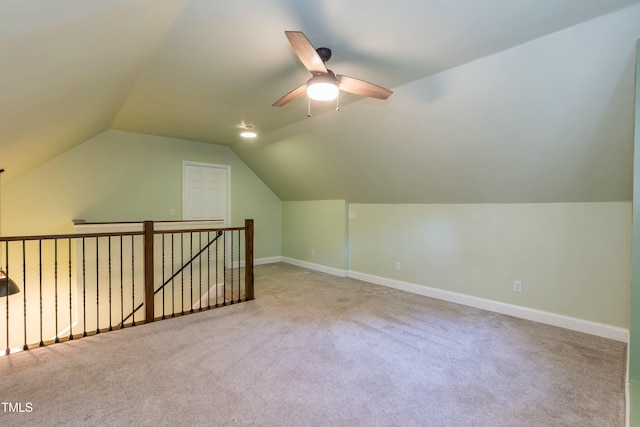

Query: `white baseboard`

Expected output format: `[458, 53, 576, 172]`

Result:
[250, 258, 628, 342]
[231, 256, 282, 268]
[281, 257, 347, 277]
[192, 282, 226, 310]
[627, 332, 632, 426]
[256, 256, 282, 266]
[347, 270, 628, 343]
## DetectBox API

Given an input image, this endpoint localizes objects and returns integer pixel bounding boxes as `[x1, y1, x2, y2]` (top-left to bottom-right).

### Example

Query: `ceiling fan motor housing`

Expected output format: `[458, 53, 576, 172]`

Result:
[316, 47, 332, 63]
[311, 69, 336, 79]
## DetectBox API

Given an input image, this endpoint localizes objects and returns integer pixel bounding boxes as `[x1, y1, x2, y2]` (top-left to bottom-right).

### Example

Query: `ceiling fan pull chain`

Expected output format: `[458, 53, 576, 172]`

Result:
[336, 92, 340, 111]
[307, 97, 312, 117]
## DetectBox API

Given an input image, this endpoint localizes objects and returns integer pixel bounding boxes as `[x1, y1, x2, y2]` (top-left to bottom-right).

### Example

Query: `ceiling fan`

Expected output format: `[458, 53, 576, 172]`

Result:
[272, 31, 393, 108]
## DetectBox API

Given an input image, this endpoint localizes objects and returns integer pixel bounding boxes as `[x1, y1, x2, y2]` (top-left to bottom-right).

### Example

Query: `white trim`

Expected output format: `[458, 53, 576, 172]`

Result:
[74, 222, 142, 233]
[626, 350, 631, 427]
[347, 270, 629, 343]
[231, 256, 282, 268]
[154, 220, 225, 231]
[624, 343, 631, 427]
[74, 220, 225, 234]
[192, 282, 225, 310]
[239, 258, 628, 342]
[255, 256, 282, 265]
[281, 257, 347, 277]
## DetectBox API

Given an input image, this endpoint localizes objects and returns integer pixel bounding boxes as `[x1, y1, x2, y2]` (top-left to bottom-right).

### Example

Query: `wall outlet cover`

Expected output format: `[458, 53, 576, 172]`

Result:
[513, 280, 522, 292]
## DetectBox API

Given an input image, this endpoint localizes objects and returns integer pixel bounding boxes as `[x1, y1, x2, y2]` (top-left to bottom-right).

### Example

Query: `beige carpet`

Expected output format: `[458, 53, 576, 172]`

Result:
[0, 263, 627, 426]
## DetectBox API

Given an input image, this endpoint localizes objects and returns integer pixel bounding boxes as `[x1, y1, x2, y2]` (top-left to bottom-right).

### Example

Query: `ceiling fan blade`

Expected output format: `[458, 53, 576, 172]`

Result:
[337, 75, 393, 100]
[285, 31, 327, 74]
[272, 83, 308, 107]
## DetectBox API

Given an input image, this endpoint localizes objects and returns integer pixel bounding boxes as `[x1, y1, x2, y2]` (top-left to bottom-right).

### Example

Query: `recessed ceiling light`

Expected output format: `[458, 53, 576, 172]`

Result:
[240, 125, 257, 138]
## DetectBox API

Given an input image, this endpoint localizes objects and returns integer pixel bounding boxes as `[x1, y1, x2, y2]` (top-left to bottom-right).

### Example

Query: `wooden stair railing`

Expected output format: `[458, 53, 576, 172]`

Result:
[121, 229, 224, 326]
[0, 219, 254, 354]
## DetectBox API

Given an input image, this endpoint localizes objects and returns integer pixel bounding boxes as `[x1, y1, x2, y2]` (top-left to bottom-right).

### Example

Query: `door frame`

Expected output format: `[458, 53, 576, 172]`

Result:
[181, 161, 231, 226]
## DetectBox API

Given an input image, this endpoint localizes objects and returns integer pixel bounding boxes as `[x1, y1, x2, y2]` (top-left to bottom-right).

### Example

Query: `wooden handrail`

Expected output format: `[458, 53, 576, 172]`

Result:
[0, 231, 144, 242]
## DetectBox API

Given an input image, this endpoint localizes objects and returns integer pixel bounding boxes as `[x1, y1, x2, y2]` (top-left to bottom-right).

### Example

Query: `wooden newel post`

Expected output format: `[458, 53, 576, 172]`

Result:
[244, 219, 254, 300]
[143, 221, 155, 323]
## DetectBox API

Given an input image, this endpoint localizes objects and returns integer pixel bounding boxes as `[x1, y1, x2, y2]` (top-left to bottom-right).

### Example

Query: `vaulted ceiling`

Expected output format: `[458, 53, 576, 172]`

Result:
[2, 0, 640, 202]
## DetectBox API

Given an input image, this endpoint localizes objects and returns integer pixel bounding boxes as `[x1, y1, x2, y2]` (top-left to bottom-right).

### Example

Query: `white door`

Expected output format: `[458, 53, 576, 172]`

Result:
[182, 162, 230, 224]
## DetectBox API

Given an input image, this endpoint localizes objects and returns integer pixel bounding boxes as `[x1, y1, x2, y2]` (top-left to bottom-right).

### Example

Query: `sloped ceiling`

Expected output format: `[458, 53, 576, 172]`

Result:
[2, 0, 639, 202]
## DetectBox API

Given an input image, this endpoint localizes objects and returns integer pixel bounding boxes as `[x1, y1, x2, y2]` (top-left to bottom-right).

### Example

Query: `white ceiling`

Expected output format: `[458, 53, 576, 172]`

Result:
[2, 0, 639, 202]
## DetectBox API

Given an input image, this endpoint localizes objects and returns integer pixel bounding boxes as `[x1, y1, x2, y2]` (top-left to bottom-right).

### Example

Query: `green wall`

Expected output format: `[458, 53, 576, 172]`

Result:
[282, 200, 347, 272]
[279, 199, 630, 329]
[3, 129, 282, 260]
[349, 202, 630, 328]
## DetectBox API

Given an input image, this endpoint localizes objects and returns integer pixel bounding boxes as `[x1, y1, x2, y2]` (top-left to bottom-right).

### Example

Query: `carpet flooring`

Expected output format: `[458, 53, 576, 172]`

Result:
[0, 263, 627, 426]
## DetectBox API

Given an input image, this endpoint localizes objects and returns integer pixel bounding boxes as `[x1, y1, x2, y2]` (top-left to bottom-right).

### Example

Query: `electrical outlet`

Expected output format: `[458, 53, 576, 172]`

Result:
[513, 280, 522, 293]
[311, 248, 315, 256]
[349, 211, 356, 219]
[395, 261, 401, 271]
[169, 208, 176, 216]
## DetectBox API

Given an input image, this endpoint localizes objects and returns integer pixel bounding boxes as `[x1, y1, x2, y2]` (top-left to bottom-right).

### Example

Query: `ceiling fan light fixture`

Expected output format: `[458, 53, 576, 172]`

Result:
[306, 75, 339, 101]
[240, 125, 257, 138]
[273, 31, 392, 107]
